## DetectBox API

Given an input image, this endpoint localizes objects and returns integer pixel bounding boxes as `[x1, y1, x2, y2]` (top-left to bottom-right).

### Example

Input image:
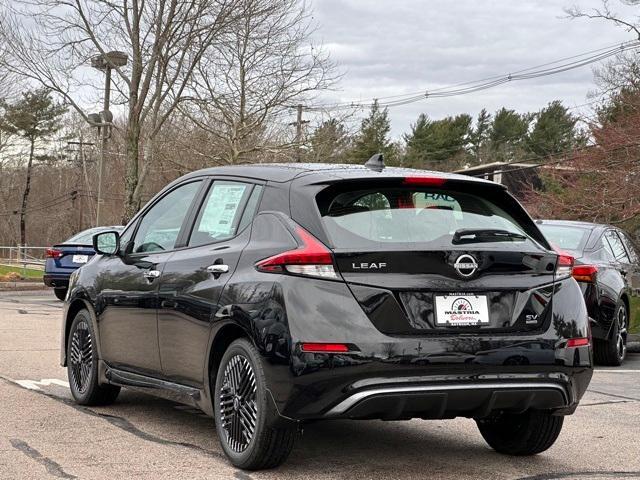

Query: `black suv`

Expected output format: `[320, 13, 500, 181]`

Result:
[61, 160, 592, 470]
[538, 219, 640, 365]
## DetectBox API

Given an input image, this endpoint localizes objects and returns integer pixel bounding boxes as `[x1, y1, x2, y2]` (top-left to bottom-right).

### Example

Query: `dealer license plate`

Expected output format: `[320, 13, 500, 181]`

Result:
[435, 294, 490, 326]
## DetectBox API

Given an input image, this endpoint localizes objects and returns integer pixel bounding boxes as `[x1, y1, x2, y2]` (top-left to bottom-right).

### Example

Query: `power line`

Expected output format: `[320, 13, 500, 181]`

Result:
[0, 190, 139, 217]
[0, 194, 73, 217]
[303, 41, 640, 112]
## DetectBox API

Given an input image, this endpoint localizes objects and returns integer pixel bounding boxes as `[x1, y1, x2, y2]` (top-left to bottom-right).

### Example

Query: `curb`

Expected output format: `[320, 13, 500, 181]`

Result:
[0, 283, 49, 293]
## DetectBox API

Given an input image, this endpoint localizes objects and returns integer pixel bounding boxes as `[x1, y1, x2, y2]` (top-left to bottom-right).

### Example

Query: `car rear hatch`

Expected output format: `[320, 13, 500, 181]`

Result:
[314, 176, 561, 335]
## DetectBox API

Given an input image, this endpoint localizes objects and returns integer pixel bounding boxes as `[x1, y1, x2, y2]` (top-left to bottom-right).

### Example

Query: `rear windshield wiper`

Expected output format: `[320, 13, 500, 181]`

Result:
[452, 228, 528, 245]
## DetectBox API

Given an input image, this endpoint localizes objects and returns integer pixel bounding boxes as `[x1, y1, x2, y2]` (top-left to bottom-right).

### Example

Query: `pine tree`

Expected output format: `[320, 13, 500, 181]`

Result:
[0, 89, 67, 245]
[348, 100, 396, 164]
[308, 119, 351, 163]
[404, 113, 472, 170]
[489, 108, 531, 161]
[526, 101, 580, 158]
[469, 108, 491, 164]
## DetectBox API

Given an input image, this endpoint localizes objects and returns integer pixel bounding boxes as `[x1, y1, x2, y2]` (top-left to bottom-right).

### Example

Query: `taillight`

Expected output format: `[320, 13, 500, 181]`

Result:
[45, 248, 63, 259]
[572, 265, 598, 283]
[301, 343, 350, 353]
[403, 176, 447, 187]
[255, 225, 338, 279]
[566, 337, 590, 348]
[553, 247, 574, 278]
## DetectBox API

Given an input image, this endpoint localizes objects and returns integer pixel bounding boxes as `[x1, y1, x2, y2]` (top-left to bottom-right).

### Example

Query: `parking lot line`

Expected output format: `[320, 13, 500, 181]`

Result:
[593, 370, 640, 373]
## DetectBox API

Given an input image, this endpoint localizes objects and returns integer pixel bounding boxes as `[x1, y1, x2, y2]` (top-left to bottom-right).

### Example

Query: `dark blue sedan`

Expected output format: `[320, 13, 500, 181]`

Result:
[44, 226, 124, 300]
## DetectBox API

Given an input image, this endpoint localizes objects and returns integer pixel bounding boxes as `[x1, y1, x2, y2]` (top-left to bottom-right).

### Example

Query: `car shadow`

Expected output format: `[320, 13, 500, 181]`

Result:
[92, 390, 571, 479]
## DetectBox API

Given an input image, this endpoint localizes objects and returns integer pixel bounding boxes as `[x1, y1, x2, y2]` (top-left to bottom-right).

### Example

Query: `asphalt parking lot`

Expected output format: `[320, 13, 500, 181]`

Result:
[1, 291, 639, 480]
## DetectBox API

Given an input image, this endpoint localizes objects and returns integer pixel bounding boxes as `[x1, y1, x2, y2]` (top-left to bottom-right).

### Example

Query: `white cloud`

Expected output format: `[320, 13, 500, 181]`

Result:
[309, 0, 637, 137]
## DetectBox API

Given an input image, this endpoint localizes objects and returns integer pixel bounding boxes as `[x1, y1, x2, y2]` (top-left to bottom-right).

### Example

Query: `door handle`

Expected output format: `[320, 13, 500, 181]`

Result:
[207, 264, 229, 274]
[143, 270, 161, 280]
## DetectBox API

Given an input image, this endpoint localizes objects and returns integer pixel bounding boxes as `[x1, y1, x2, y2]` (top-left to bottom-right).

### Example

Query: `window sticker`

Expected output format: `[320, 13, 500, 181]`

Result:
[199, 184, 247, 237]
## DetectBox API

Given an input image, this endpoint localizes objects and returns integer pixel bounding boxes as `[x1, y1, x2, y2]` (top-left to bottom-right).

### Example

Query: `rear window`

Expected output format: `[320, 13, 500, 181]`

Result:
[538, 224, 590, 254]
[317, 187, 533, 249]
[64, 227, 123, 245]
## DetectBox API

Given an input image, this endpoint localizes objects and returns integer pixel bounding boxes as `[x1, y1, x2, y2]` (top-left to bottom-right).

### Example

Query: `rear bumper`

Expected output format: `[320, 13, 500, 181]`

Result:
[264, 359, 592, 421]
[43, 274, 70, 288]
[324, 379, 571, 419]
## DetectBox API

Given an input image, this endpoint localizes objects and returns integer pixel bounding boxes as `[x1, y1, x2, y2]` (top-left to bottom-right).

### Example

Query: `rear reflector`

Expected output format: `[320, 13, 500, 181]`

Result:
[566, 337, 590, 348]
[255, 225, 338, 279]
[301, 343, 349, 353]
[572, 265, 598, 283]
[45, 248, 63, 259]
[403, 176, 447, 187]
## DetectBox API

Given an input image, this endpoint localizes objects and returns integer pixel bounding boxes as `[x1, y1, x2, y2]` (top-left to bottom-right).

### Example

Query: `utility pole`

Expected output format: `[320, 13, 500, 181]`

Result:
[291, 104, 309, 162]
[67, 139, 94, 231]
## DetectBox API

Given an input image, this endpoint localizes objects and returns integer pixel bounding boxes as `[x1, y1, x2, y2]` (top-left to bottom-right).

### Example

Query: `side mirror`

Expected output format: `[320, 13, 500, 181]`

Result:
[93, 231, 120, 255]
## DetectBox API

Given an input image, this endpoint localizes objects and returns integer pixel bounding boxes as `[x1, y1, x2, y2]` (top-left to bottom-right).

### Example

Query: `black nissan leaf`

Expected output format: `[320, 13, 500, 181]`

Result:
[538, 219, 640, 366]
[61, 159, 593, 470]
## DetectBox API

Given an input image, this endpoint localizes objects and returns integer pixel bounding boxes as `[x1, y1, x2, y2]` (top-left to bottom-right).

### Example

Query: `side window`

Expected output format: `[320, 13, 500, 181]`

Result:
[619, 231, 639, 263]
[188, 181, 251, 247]
[604, 230, 630, 263]
[599, 238, 616, 262]
[237, 185, 263, 232]
[133, 181, 202, 253]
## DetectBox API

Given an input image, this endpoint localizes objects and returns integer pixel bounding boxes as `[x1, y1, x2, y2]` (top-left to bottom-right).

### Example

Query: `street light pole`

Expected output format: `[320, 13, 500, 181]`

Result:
[90, 50, 127, 227]
[95, 67, 111, 227]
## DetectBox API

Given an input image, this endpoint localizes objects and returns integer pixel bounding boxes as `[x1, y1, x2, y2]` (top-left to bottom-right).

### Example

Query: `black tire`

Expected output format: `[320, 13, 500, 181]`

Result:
[53, 288, 67, 301]
[594, 301, 628, 366]
[213, 338, 295, 470]
[67, 309, 120, 406]
[476, 410, 564, 456]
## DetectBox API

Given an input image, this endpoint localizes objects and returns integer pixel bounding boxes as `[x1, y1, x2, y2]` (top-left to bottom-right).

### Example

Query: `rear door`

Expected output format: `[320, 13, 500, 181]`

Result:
[316, 181, 558, 334]
[157, 180, 263, 385]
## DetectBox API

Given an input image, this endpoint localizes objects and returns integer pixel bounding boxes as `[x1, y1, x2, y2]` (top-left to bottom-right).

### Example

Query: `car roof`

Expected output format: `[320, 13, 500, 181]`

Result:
[180, 163, 500, 186]
[536, 219, 617, 251]
[536, 219, 611, 230]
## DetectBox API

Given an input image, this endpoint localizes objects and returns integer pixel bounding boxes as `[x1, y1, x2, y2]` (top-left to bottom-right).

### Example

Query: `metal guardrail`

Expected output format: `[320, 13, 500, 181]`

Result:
[0, 246, 47, 271]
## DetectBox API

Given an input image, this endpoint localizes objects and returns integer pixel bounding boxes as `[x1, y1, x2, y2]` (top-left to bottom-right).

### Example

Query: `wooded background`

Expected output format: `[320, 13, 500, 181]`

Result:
[0, 0, 639, 247]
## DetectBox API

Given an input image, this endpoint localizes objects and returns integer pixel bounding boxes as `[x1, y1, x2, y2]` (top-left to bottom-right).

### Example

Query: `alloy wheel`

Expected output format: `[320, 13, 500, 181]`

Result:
[69, 320, 93, 393]
[219, 354, 258, 453]
[616, 306, 628, 360]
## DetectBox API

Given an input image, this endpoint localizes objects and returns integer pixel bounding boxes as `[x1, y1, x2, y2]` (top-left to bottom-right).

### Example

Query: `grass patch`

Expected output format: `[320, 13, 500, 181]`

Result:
[0, 264, 44, 280]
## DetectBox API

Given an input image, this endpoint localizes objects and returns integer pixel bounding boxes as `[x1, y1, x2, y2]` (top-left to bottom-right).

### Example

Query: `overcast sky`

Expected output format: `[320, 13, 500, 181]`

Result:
[308, 0, 638, 137]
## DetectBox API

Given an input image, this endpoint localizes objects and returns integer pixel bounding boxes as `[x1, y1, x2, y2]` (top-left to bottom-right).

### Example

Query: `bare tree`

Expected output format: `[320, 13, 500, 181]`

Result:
[182, 0, 336, 165]
[566, 1, 640, 40]
[1, 0, 239, 220]
[524, 3, 640, 227]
